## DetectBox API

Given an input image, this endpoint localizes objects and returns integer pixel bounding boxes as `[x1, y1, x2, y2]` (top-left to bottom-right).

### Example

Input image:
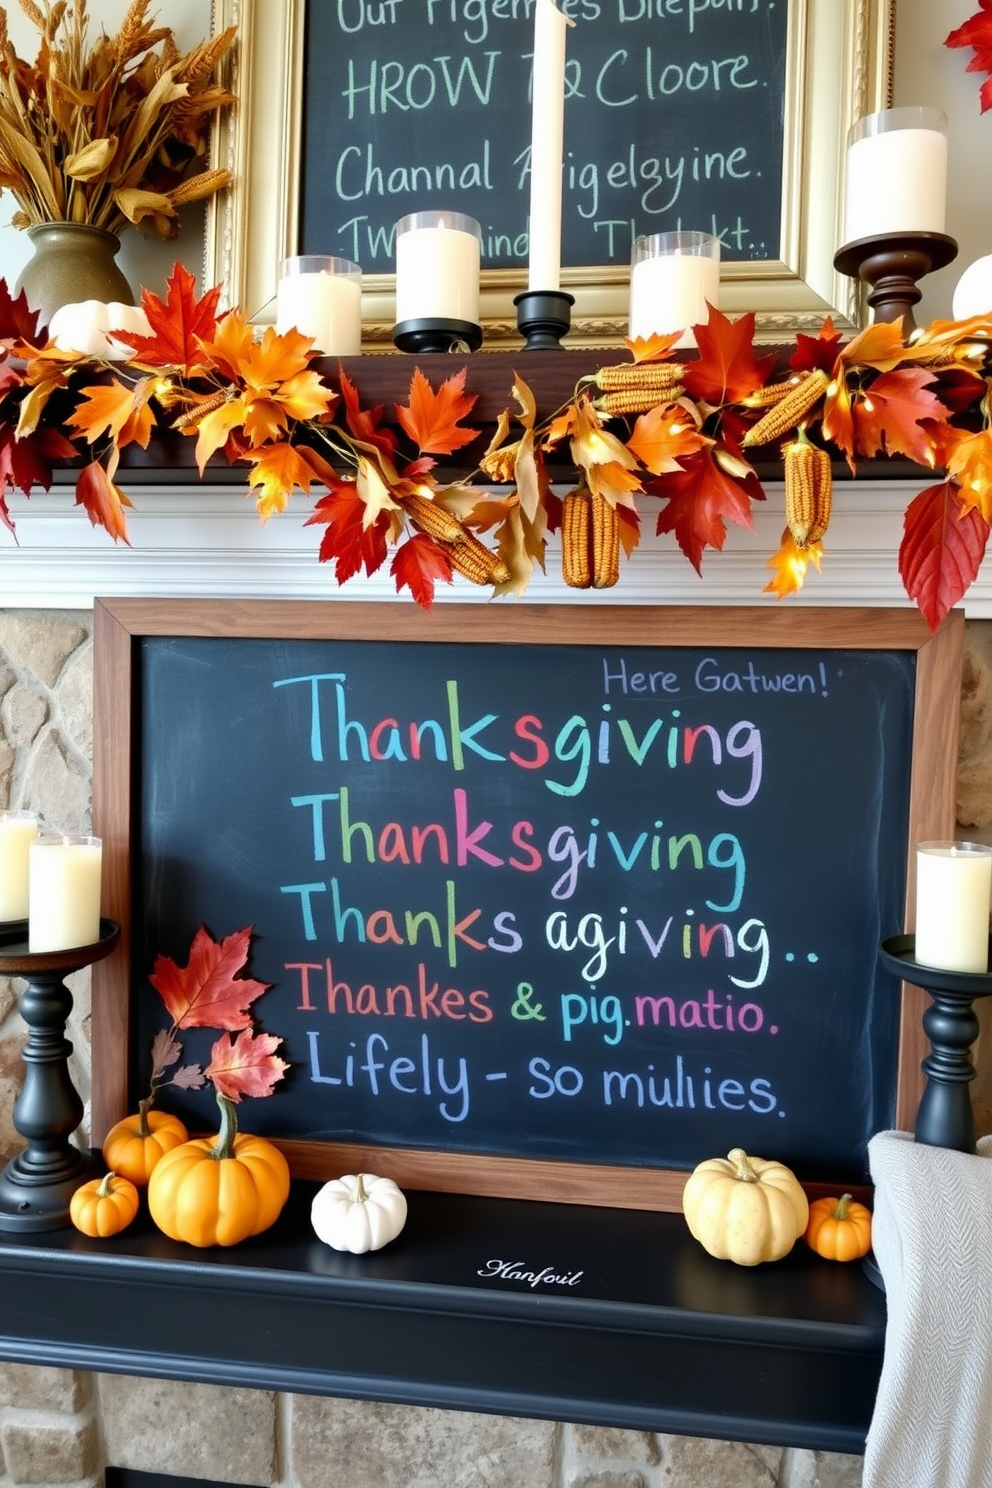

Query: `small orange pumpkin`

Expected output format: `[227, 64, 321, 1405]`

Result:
[69, 1171, 140, 1237]
[804, 1193, 873, 1261]
[147, 1094, 290, 1248]
[102, 1101, 189, 1186]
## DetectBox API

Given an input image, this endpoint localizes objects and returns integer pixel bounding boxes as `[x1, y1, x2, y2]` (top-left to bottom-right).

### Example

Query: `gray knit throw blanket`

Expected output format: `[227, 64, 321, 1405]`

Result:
[865, 1130, 992, 1488]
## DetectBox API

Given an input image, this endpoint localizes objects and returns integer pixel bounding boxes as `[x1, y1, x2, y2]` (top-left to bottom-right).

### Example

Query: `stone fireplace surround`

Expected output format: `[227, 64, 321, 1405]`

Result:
[0, 415, 984, 1488]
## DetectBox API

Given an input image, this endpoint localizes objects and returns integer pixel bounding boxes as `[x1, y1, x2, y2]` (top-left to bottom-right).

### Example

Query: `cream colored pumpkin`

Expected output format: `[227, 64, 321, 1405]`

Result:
[48, 300, 151, 360]
[681, 1148, 809, 1266]
[311, 1173, 407, 1254]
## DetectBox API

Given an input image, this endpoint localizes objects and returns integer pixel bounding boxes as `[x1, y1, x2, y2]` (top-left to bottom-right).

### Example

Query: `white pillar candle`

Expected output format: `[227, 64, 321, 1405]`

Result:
[276, 256, 362, 355]
[527, 0, 572, 292]
[0, 812, 38, 921]
[915, 840, 992, 974]
[628, 231, 720, 349]
[394, 212, 482, 325]
[843, 107, 947, 244]
[28, 834, 103, 953]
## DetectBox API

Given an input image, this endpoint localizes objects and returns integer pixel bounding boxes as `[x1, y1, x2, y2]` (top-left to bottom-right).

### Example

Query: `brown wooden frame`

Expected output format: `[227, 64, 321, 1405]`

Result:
[92, 599, 964, 1211]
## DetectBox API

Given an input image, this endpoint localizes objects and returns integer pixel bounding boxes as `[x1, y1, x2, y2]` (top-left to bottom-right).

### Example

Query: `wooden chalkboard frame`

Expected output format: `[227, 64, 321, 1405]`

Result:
[204, 0, 893, 346]
[91, 599, 963, 1211]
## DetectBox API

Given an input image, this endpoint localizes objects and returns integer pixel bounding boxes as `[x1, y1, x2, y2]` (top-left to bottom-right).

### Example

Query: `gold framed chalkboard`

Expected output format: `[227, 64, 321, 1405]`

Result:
[204, 0, 893, 346]
[92, 600, 962, 1212]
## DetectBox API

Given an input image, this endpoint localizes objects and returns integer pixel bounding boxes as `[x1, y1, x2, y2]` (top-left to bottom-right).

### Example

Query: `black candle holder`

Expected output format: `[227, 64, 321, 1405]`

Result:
[834, 232, 958, 336]
[514, 290, 574, 351]
[392, 318, 483, 354]
[879, 932, 992, 1154]
[0, 918, 119, 1232]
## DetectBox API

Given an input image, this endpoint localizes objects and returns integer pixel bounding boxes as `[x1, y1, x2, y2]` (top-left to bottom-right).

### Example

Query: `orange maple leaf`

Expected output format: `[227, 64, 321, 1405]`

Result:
[112, 263, 224, 376]
[943, 427, 992, 520]
[852, 368, 946, 466]
[623, 331, 683, 364]
[204, 1028, 288, 1103]
[683, 306, 776, 407]
[67, 378, 155, 450]
[395, 366, 480, 455]
[626, 402, 710, 475]
[74, 461, 133, 543]
[246, 440, 328, 521]
[763, 528, 823, 599]
[150, 924, 270, 1031]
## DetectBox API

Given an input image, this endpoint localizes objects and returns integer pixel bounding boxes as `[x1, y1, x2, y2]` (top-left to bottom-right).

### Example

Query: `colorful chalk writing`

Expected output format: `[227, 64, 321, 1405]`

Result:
[135, 637, 913, 1183]
[300, 0, 787, 270]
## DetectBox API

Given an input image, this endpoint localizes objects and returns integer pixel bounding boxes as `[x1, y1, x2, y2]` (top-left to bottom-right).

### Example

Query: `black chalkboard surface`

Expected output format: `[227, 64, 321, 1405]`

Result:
[300, 0, 787, 272]
[92, 602, 963, 1211]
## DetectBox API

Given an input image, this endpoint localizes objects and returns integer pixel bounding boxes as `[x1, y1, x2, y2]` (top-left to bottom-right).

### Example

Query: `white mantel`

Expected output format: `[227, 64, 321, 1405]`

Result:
[4, 476, 987, 615]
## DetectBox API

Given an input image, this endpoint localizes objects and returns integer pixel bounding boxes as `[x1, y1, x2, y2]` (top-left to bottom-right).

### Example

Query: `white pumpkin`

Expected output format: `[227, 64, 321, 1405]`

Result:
[48, 300, 151, 360]
[311, 1172, 407, 1254]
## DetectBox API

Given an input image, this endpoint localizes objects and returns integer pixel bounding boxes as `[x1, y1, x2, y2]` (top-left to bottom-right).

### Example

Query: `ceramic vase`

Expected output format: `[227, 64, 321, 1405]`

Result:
[13, 223, 134, 328]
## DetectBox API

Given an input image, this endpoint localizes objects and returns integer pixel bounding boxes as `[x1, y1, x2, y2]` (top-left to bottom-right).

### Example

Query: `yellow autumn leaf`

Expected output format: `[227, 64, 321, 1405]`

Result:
[65, 136, 117, 180]
[193, 397, 248, 474]
[357, 455, 401, 529]
[570, 394, 640, 474]
[626, 403, 710, 475]
[274, 369, 337, 422]
[67, 379, 152, 446]
[198, 311, 257, 382]
[243, 397, 289, 448]
[246, 442, 322, 521]
[764, 528, 823, 599]
[237, 326, 314, 393]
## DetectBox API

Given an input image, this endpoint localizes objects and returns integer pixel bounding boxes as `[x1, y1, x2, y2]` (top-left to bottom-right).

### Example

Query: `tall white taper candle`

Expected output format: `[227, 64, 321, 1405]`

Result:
[527, 0, 572, 292]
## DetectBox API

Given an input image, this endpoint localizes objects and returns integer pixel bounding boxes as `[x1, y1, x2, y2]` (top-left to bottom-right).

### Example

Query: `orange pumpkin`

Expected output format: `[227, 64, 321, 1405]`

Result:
[147, 1094, 290, 1248]
[102, 1101, 189, 1186]
[69, 1171, 140, 1237]
[804, 1193, 873, 1261]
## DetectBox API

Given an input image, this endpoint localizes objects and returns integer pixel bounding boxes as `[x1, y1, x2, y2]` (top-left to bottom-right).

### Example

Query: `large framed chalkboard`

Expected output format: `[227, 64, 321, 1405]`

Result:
[92, 601, 963, 1211]
[204, 0, 893, 344]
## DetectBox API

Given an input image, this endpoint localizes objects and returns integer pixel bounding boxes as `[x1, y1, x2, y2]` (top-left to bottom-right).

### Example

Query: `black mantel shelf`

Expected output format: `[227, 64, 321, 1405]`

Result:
[0, 1178, 885, 1455]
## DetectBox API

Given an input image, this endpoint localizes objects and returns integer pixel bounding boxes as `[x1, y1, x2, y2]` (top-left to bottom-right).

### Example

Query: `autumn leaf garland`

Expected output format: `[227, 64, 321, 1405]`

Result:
[3, 263, 992, 626]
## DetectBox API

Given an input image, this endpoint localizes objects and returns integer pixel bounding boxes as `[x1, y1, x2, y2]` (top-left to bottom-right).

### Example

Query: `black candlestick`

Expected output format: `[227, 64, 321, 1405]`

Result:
[834, 232, 957, 335]
[392, 317, 483, 354]
[514, 290, 574, 350]
[0, 919, 119, 1232]
[879, 933, 992, 1154]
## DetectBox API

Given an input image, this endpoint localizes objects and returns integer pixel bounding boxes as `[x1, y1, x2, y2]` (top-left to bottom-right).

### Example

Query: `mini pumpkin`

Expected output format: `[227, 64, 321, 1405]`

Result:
[147, 1094, 290, 1248]
[804, 1193, 873, 1261]
[48, 299, 152, 360]
[69, 1171, 140, 1238]
[682, 1147, 809, 1266]
[102, 1101, 189, 1186]
[311, 1172, 408, 1254]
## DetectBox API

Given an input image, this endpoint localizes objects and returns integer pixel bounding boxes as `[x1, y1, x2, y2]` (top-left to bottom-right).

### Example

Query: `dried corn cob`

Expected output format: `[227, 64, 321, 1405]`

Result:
[404, 491, 468, 545]
[447, 531, 511, 586]
[171, 389, 232, 430]
[592, 490, 620, 589]
[595, 361, 685, 392]
[740, 378, 806, 409]
[597, 388, 681, 417]
[561, 490, 593, 588]
[741, 368, 830, 447]
[783, 434, 832, 548]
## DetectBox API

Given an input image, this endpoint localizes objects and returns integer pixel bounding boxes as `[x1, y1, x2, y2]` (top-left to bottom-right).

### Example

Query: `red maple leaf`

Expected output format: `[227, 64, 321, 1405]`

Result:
[683, 306, 776, 407]
[150, 924, 270, 1031]
[649, 445, 755, 572]
[0, 280, 43, 344]
[947, 3, 992, 111]
[852, 368, 947, 465]
[790, 317, 845, 374]
[204, 1028, 288, 1103]
[394, 366, 480, 455]
[112, 263, 224, 374]
[307, 477, 390, 583]
[338, 367, 397, 460]
[899, 480, 990, 630]
[390, 531, 453, 608]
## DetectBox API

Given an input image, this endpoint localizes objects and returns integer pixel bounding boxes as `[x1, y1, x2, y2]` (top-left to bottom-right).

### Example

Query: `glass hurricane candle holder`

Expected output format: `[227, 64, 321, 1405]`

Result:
[28, 833, 103, 954]
[276, 255, 362, 355]
[628, 231, 719, 349]
[393, 211, 483, 353]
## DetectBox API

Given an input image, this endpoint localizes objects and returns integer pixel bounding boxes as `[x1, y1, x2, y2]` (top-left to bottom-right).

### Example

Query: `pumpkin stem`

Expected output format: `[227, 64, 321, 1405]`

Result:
[209, 1092, 239, 1161]
[137, 1096, 154, 1138]
[728, 1148, 758, 1182]
[97, 1171, 117, 1197]
[835, 1193, 853, 1220]
[351, 1174, 368, 1204]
